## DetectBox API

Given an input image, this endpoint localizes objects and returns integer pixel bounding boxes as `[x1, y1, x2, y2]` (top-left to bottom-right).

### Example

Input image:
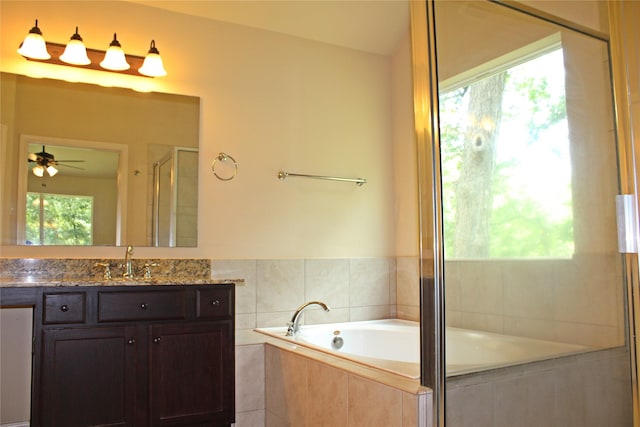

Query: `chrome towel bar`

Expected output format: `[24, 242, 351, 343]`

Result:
[277, 171, 366, 186]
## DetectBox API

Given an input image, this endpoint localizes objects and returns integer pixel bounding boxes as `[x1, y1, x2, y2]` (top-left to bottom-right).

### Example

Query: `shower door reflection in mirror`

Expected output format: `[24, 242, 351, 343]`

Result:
[434, 2, 633, 425]
[152, 146, 198, 247]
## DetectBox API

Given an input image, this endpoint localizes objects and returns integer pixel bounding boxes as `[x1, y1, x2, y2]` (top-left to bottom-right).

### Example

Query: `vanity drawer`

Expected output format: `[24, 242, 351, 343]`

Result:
[98, 290, 187, 322]
[196, 287, 232, 319]
[43, 292, 86, 324]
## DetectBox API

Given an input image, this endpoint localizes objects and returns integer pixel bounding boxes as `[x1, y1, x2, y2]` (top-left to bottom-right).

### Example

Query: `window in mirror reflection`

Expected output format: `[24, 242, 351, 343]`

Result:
[440, 41, 572, 259]
[26, 192, 93, 245]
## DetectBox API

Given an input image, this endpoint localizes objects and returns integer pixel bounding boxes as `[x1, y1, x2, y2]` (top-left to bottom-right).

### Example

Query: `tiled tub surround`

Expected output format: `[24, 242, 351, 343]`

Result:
[446, 346, 632, 427]
[215, 257, 420, 427]
[264, 339, 431, 427]
[212, 258, 405, 331]
[445, 256, 626, 349]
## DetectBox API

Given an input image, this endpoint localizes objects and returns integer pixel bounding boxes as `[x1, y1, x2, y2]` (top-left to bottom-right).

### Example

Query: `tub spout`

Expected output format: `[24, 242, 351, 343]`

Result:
[286, 301, 330, 336]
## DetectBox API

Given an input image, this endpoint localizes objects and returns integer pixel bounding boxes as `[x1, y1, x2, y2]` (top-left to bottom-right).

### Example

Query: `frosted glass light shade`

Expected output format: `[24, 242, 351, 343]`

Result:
[100, 33, 130, 71]
[138, 40, 167, 77]
[60, 27, 90, 65]
[32, 165, 44, 177]
[46, 165, 58, 177]
[17, 20, 50, 60]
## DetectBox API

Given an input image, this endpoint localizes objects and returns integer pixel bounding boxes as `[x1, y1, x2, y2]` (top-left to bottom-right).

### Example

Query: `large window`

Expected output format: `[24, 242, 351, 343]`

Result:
[440, 46, 572, 258]
[26, 192, 93, 245]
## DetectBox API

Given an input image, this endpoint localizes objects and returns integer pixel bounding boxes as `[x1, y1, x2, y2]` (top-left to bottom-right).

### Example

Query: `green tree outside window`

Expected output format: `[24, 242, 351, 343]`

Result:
[26, 192, 93, 245]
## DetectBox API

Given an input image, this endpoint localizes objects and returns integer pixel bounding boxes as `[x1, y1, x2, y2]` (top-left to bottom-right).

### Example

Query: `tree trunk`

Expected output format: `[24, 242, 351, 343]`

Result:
[452, 72, 506, 258]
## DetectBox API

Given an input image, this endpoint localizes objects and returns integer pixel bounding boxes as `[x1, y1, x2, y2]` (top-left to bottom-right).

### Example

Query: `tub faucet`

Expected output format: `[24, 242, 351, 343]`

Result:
[123, 245, 134, 278]
[286, 301, 330, 336]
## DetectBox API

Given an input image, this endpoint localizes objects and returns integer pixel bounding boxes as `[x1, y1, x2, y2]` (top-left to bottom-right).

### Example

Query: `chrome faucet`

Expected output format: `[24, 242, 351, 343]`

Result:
[286, 301, 330, 336]
[123, 245, 134, 278]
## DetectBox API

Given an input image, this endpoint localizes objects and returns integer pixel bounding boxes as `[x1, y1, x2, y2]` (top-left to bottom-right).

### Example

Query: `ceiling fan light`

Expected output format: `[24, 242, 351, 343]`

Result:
[17, 19, 51, 60]
[100, 33, 130, 71]
[32, 165, 45, 177]
[138, 40, 167, 77]
[60, 27, 91, 66]
[46, 165, 58, 177]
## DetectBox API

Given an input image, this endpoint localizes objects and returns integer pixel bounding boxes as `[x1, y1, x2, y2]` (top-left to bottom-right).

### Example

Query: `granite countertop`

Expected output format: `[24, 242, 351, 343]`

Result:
[0, 258, 243, 288]
[0, 277, 242, 288]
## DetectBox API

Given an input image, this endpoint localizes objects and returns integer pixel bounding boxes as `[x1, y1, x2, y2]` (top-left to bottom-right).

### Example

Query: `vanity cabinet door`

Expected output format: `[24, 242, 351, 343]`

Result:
[40, 326, 138, 427]
[148, 321, 234, 426]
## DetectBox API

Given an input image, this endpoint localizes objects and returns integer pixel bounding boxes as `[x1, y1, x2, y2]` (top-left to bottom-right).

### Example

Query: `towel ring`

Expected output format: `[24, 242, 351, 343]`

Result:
[211, 152, 238, 181]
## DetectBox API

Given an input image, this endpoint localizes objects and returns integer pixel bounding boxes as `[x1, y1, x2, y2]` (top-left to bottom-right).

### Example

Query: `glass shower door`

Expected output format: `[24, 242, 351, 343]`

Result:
[431, 1, 633, 425]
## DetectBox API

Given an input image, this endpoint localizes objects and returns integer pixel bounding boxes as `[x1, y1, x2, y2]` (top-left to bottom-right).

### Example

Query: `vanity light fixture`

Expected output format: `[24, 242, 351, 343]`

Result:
[100, 33, 130, 71]
[59, 26, 91, 65]
[17, 19, 50, 60]
[17, 20, 166, 78]
[138, 40, 167, 77]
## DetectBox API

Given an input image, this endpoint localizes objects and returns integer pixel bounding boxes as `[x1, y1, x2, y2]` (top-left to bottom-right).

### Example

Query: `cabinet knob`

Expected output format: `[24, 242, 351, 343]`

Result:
[140, 303, 148, 310]
[60, 305, 69, 312]
[127, 338, 136, 345]
[211, 299, 220, 306]
[153, 337, 161, 344]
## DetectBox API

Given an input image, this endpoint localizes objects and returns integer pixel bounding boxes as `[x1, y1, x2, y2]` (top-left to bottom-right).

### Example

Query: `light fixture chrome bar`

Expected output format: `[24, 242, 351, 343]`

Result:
[277, 171, 366, 186]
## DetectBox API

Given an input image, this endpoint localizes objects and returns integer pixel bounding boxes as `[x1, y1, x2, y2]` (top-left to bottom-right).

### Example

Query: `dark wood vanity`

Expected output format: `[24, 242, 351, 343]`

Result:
[1, 283, 235, 427]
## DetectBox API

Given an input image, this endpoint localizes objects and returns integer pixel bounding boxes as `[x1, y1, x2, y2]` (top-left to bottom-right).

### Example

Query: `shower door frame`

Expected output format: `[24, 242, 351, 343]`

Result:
[412, 1, 640, 426]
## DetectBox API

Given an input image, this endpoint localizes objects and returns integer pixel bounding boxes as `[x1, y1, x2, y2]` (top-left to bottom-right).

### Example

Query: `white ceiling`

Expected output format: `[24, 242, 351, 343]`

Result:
[125, 0, 410, 55]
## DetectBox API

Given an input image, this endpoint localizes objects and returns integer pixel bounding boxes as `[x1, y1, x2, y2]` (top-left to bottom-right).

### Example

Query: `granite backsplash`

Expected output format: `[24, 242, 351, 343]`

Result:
[0, 258, 211, 281]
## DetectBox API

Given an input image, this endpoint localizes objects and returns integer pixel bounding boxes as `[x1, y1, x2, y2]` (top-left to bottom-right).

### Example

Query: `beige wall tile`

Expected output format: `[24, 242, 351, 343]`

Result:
[234, 409, 265, 427]
[349, 305, 391, 321]
[349, 258, 391, 306]
[493, 371, 555, 427]
[257, 260, 305, 312]
[257, 311, 291, 329]
[501, 316, 555, 341]
[305, 307, 349, 325]
[236, 344, 265, 412]
[212, 259, 257, 315]
[265, 345, 308, 426]
[236, 313, 257, 330]
[306, 361, 348, 426]
[446, 382, 494, 427]
[305, 259, 349, 309]
[458, 261, 503, 315]
[396, 256, 419, 307]
[402, 392, 418, 427]
[348, 376, 403, 427]
[397, 304, 420, 322]
[460, 312, 504, 334]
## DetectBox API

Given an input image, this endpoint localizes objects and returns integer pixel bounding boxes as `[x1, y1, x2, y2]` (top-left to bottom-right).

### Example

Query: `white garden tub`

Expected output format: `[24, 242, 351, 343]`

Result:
[256, 319, 589, 379]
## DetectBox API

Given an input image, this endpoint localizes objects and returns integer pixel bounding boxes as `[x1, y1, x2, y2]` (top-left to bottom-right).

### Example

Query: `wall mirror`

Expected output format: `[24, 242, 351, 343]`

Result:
[1, 72, 200, 247]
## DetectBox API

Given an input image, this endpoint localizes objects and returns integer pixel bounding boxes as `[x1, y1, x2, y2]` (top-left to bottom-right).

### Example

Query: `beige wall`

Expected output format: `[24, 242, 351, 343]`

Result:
[0, 0, 404, 260]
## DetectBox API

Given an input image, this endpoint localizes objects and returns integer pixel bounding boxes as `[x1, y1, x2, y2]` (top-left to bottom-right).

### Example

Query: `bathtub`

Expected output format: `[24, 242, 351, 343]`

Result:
[255, 319, 590, 379]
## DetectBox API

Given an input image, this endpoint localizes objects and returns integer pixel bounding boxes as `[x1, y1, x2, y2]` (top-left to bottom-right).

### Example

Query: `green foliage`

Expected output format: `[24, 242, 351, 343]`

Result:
[440, 48, 573, 259]
[25, 193, 93, 245]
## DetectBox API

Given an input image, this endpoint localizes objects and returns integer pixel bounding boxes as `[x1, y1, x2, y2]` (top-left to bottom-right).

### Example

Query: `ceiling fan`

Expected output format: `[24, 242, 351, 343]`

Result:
[28, 145, 85, 177]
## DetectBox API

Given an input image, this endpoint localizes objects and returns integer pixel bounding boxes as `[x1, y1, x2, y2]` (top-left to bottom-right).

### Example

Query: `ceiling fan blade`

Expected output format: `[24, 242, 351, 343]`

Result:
[57, 164, 85, 170]
[55, 160, 85, 163]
